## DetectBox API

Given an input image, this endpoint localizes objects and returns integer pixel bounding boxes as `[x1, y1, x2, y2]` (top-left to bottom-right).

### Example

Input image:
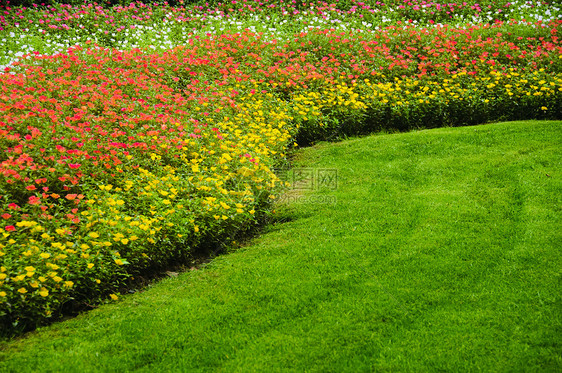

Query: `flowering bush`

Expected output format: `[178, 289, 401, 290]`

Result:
[0, 0, 561, 336]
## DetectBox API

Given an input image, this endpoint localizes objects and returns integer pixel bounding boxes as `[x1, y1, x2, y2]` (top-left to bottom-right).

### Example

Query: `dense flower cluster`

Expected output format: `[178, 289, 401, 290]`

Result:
[1, 0, 560, 70]
[0, 0, 561, 335]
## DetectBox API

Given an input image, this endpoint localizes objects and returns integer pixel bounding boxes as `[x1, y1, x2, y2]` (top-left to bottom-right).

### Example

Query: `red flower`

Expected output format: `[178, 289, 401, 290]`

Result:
[1, 214, 11, 219]
[26, 185, 37, 190]
[5, 225, 15, 232]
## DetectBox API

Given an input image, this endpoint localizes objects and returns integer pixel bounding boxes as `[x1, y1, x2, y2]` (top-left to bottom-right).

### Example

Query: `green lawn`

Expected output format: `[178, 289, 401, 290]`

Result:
[1, 120, 561, 372]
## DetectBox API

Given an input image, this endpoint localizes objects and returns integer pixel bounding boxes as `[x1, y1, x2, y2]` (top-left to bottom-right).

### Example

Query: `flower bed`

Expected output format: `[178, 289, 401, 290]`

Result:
[1, 0, 561, 336]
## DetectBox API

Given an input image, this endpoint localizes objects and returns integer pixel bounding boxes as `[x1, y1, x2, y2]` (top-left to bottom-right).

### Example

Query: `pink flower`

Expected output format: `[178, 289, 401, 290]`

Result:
[28, 196, 41, 205]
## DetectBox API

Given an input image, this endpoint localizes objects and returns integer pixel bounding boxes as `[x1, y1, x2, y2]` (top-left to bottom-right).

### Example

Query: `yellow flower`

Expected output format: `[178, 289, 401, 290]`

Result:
[89, 232, 100, 238]
[18, 287, 27, 294]
[53, 276, 63, 283]
[109, 293, 119, 301]
[0, 273, 6, 280]
[0, 291, 7, 297]
[121, 239, 129, 245]
[87, 263, 94, 269]
[40, 252, 50, 259]
[541, 106, 548, 111]
[39, 288, 49, 297]
[64, 281, 74, 288]
[194, 225, 199, 233]
[115, 259, 124, 266]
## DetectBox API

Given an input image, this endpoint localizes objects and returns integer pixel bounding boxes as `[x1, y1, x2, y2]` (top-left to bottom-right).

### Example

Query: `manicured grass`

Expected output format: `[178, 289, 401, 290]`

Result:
[1, 120, 561, 371]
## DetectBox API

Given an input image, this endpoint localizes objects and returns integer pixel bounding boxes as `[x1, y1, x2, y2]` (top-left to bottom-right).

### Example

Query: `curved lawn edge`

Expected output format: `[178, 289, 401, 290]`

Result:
[1, 120, 560, 372]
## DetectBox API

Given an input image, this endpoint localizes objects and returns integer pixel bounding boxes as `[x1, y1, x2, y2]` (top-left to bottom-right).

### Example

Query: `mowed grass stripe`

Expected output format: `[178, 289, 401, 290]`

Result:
[0, 120, 560, 372]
